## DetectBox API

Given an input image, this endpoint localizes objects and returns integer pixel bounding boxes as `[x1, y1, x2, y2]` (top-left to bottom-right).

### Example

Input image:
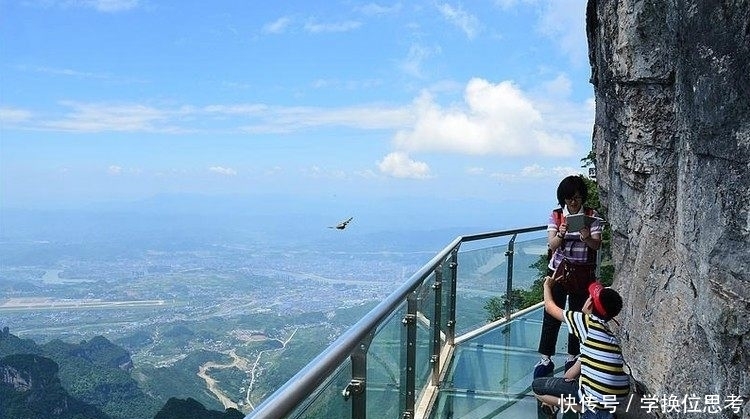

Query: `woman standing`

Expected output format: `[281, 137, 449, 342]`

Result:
[533, 175, 602, 379]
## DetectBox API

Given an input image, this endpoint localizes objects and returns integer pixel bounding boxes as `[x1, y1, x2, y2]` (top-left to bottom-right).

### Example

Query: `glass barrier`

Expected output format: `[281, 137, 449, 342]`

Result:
[366, 303, 406, 418]
[413, 274, 437, 400]
[510, 235, 550, 300]
[284, 359, 352, 419]
[453, 232, 547, 338]
[440, 251, 457, 347]
[454, 237, 510, 336]
[433, 306, 570, 419]
[245, 226, 547, 419]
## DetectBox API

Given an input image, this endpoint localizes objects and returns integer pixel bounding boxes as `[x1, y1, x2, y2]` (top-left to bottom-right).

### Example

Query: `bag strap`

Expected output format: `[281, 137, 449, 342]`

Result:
[553, 208, 564, 228]
[548, 209, 566, 261]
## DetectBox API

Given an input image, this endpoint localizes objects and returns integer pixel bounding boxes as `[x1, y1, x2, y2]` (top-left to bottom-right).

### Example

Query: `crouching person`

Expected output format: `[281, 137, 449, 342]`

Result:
[532, 358, 582, 416]
[532, 275, 630, 418]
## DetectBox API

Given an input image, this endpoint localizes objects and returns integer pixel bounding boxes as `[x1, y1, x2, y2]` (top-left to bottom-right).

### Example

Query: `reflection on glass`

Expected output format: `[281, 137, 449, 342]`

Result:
[285, 359, 352, 419]
[367, 303, 406, 418]
[454, 234, 548, 337]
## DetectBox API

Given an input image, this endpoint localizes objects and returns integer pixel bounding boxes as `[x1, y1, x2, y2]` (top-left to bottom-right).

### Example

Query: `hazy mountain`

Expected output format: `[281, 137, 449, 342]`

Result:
[0, 192, 540, 243]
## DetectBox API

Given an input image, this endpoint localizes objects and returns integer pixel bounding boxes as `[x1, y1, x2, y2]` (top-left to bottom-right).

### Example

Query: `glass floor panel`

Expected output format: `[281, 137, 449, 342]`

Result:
[431, 306, 575, 419]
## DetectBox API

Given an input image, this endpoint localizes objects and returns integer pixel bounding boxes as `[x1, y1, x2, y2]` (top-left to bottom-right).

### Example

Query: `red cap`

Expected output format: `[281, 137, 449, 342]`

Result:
[588, 281, 607, 318]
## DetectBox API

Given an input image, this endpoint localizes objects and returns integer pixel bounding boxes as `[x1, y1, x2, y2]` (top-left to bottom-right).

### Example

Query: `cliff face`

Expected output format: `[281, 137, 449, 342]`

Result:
[0, 354, 110, 419]
[1, 330, 158, 419]
[1, 354, 59, 394]
[587, 0, 750, 418]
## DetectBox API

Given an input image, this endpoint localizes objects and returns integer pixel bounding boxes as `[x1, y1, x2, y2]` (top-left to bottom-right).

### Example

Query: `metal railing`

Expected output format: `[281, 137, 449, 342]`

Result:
[245, 225, 547, 419]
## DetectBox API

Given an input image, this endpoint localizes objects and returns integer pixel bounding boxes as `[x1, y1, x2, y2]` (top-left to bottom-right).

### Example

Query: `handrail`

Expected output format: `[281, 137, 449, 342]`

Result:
[458, 225, 548, 243]
[245, 225, 547, 419]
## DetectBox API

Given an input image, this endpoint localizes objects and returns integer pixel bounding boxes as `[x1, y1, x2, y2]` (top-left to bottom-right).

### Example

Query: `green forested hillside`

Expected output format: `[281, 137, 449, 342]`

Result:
[1, 329, 159, 419]
[136, 350, 232, 411]
[0, 353, 112, 419]
[0, 299, 378, 418]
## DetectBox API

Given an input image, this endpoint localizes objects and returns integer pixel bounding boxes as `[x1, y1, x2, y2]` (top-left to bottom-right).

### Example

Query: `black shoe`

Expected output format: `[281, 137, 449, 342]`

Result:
[533, 358, 555, 378]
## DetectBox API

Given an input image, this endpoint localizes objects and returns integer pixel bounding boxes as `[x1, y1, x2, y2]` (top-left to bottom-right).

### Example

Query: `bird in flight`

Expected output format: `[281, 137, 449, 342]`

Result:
[329, 217, 353, 230]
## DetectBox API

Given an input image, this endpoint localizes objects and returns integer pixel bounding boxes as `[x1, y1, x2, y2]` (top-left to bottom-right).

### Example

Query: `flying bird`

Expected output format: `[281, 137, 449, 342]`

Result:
[329, 217, 353, 230]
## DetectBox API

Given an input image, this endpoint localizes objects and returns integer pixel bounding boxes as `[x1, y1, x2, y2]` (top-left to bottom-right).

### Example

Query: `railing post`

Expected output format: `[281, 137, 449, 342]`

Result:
[347, 332, 373, 419]
[447, 248, 458, 346]
[400, 294, 417, 419]
[504, 234, 517, 320]
[431, 265, 442, 386]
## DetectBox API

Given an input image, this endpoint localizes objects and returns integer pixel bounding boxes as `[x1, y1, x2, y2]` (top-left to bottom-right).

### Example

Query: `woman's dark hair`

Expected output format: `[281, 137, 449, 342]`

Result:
[599, 288, 623, 320]
[556, 175, 588, 208]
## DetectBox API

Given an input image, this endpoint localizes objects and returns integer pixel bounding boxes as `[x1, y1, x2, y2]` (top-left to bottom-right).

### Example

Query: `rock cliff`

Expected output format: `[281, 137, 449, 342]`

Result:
[0, 354, 110, 419]
[587, 0, 749, 418]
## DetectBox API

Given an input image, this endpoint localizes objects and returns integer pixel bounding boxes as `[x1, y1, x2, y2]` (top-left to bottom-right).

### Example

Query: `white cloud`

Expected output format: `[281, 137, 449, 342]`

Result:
[6, 78, 589, 152]
[262, 16, 362, 35]
[532, 92, 594, 140]
[107, 165, 123, 175]
[263, 17, 292, 34]
[69, 0, 140, 13]
[302, 166, 346, 179]
[494, 0, 536, 10]
[241, 105, 414, 133]
[354, 169, 379, 179]
[22, 65, 110, 80]
[539, 73, 573, 98]
[536, 0, 588, 64]
[519, 164, 548, 177]
[437, 3, 480, 39]
[491, 164, 583, 182]
[310, 78, 383, 91]
[44, 101, 178, 133]
[0, 107, 32, 124]
[203, 104, 268, 115]
[357, 3, 402, 15]
[14, 100, 414, 134]
[401, 43, 440, 78]
[304, 20, 362, 33]
[209, 166, 237, 176]
[377, 152, 432, 179]
[490, 0, 586, 64]
[549, 165, 585, 178]
[392, 78, 576, 156]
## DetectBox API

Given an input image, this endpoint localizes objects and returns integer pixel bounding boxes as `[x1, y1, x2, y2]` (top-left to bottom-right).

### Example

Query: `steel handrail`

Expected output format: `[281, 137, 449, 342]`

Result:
[245, 225, 547, 419]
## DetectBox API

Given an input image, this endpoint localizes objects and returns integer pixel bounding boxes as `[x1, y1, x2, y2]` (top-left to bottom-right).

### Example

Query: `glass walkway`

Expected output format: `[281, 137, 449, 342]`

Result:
[245, 226, 579, 419]
[432, 306, 572, 419]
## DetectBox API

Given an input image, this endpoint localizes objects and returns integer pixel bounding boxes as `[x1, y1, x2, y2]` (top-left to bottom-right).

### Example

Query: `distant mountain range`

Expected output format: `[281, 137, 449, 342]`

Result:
[0, 192, 546, 243]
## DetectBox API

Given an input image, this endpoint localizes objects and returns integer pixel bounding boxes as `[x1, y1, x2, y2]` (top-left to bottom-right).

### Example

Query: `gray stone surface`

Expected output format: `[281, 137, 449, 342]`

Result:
[587, 0, 749, 418]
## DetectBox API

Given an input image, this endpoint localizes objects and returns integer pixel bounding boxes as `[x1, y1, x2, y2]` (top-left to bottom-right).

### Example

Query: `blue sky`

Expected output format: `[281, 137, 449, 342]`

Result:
[1, 0, 593, 226]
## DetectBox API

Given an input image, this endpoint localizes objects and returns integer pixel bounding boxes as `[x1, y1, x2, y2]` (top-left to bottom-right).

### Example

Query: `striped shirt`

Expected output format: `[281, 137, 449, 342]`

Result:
[547, 208, 602, 270]
[564, 310, 630, 406]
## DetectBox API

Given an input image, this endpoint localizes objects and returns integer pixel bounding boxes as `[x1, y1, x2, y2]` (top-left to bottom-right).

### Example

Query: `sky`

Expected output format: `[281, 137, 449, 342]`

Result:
[0, 0, 595, 228]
